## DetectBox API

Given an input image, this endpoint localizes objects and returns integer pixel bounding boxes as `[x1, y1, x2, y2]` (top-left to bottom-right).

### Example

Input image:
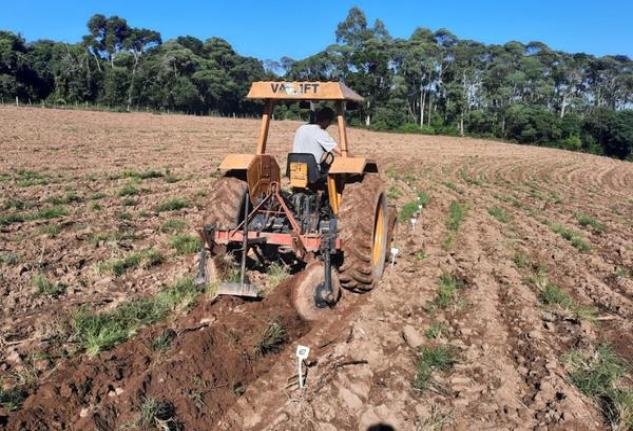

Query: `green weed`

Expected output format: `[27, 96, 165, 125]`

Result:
[0, 252, 19, 265]
[255, 319, 287, 356]
[458, 168, 484, 186]
[136, 397, 178, 429]
[156, 198, 189, 213]
[0, 386, 28, 411]
[170, 234, 202, 255]
[387, 185, 401, 200]
[0, 213, 25, 226]
[429, 273, 465, 311]
[442, 181, 464, 194]
[414, 345, 458, 391]
[565, 346, 633, 430]
[33, 273, 66, 298]
[99, 249, 164, 275]
[117, 184, 140, 197]
[40, 224, 62, 237]
[31, 206, 68, 220]
[513, 251, 530, 269]
[488, 206, 511, 223]
[122, 169, 164, 180]
[47, 191, 81, 205]
[151, 329, 177, 351]
[425, 322, 448, 340]
[143, 249, 165, 268]
[73, 278, 198, 355]
[551, 223, 592, 252]
[117, 211, 133, 221]
[575, 213, 605, 233]
[90, 192, 107, 200]
[160, 219, 187, 234]
[3, 197, 33, 210]
[15, 170, 49, 187]
[267, 263, 289, 290]
[399, 201, 420, 222]
[540, 284, 574, 309]
[417, 191, 430, 208]
[446, 201, 467, 232]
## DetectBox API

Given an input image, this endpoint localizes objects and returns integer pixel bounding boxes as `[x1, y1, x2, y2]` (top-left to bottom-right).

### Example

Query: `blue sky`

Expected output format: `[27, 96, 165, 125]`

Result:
[2, 0, 632, 59]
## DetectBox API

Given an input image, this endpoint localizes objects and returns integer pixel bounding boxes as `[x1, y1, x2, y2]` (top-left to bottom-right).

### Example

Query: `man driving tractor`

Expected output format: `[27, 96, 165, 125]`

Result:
[292, 107, 342, 167]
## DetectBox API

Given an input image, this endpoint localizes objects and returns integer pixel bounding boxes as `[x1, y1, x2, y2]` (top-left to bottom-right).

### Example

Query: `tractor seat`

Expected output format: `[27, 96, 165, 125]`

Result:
[286, 153, 327, 188]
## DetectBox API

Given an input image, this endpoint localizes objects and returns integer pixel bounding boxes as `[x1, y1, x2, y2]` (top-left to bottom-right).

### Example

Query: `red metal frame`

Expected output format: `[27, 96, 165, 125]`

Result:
[215, 230, 341, 252]
[214, 181, 340, 257]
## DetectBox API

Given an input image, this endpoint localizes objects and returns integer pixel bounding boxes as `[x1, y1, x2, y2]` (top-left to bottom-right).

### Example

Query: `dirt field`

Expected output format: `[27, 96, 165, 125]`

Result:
[1, 106, 632, 430]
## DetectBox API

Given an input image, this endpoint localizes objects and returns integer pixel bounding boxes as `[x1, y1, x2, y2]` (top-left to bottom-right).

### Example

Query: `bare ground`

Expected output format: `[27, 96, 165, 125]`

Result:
[0, 107, 632, 430]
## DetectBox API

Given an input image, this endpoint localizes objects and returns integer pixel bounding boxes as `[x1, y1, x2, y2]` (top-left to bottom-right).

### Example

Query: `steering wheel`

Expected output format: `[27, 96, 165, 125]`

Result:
[320, 151, 335, 167]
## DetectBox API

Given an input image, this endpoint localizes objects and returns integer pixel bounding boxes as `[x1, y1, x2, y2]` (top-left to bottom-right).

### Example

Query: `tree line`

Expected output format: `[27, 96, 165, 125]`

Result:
[1, 8, 632, 159]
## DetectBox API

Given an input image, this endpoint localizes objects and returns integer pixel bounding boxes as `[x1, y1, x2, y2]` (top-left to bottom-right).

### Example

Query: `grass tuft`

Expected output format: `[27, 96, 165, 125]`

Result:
[99, 249, 166, 276]
[488, 206, 511, 223]
[47, 191, 81, 205]
[428, 273, 465, 311]
[0, 386, 29, 411]
[387, 185, 401, 200]
[122, 169, 164, 180]
[136, 396, 179, 429]
[117, 184, 140, 197]
[566, 346, 633, 430]
[540, 284, 574, 309]
[446, 201, 467, 232]
[399, 201, 420, 222]
[151, 329, 177, 351]
[530, 268, 596, 320]
[156, 198, 189, 213]
[575, 213, 605, 233]
[513, 251, 530, 269]
[40, 224, 62, 237]
[0, 213, 25, 226]
[73, 278, 199, 355]
[15, 170, 49, 187]
[0, 252, 20, 265]
[266, 263, 289, 291]
[160, 219, 188, 234]
[255, 319, 288, 356]
[550, 223, 592, 252]
[425, 322, 448, 340]
[33, 273, 66, 298]
[31, 206, 68, 220]
[414, 345, 458, 391]
[170, 234, 202, 255]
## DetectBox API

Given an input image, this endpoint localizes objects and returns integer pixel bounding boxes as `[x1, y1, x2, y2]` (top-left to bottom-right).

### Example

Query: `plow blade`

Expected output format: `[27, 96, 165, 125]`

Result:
[216, 282, 260, 298]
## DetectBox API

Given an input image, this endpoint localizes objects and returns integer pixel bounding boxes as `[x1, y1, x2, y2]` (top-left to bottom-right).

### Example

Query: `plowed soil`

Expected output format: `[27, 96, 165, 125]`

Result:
[1, 107, 632, 430]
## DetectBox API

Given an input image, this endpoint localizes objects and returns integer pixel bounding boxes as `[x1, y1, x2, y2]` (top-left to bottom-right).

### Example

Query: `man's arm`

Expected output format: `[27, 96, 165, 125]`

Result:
[316, 130, 340, 155]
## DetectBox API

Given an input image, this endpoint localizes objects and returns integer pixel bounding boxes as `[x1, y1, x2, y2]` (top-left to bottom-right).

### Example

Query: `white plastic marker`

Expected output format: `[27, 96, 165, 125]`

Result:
[296, 345, 310, 389]
[390, 247, 400, 268]
[410, 218, 417, 231]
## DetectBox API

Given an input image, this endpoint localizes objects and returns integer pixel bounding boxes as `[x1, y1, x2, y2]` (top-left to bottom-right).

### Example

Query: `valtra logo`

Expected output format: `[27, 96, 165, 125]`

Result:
[270, 82, 320, 95]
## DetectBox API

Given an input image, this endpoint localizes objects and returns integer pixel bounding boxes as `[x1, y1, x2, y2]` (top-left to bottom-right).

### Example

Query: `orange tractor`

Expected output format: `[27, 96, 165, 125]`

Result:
[196, 81, 395, 320]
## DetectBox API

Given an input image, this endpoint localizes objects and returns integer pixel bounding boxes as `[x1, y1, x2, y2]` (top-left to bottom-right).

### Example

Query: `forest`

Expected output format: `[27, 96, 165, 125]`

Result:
[1, 7, 632, 159]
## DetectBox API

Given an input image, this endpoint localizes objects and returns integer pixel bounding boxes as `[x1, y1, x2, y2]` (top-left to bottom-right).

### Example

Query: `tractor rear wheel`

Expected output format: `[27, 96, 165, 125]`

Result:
[337, 174, 389, 292]
[204, 176, 248, 232]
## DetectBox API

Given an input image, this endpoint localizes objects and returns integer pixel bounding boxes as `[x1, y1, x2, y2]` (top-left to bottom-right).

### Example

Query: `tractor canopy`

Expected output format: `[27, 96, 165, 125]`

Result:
[246, 81, 364, 102]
